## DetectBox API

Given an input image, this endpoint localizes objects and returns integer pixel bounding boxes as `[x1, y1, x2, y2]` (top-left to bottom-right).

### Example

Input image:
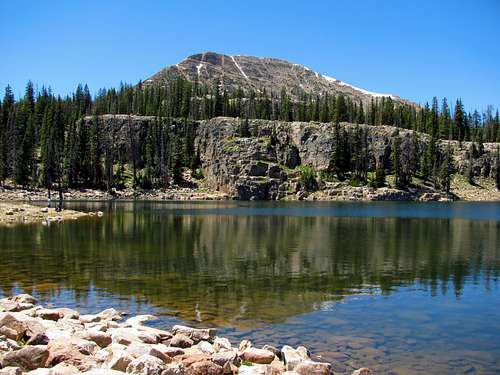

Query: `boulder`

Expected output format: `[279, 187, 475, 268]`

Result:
[80, 330, 112, 348]
[184, 359, 223, 375]
[45, 339, 89, 370]
[80, 370, 125, 375]
[281, 346, 308, 371]
[107, 350, 134, 372]
[72, 338, 99, 355]
[126, 354, 166, 374]
[262, 345, 281, 360]
[159, 346, 184, 358]
[352, 368, 373, 375]
[55, 308, 79, 320]
[171, 325, 216, 344]
[0, 312, 47, 340]
[294, 361, 331, 375]
[0, 368, 22, 375]
[49, 363, 80, 375]
[197, 340, 215, 354]
[238, 339, 252, 351]
[11, 293, 38, 305]
[148, 347, 172, 364]
[0, 326, 18, 340]
[35, 309, 62, 321]
[240, 348, 275, 364]
[1, 345, 49, 371]
[125, 315, 157, 327]
[213, 337, 232, 352]
[126, 342, 152, 358]
[170, 333, 194, 348]
[211, 350, 239, 367]
[79, 315, 100, 324]
[26, 333, 50, 345]
[96, 308, 121, 321]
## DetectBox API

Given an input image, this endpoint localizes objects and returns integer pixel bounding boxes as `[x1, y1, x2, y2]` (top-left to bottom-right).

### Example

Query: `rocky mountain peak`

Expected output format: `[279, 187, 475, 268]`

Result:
[145, 52, 407, 105]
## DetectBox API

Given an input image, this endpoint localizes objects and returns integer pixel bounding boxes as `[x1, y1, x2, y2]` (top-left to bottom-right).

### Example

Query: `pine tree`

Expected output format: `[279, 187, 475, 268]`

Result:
[454, 99, 465, 143]
[439, 147, 452, 193]
[239, 117, 250, 137]
[495, 146, 500, 191]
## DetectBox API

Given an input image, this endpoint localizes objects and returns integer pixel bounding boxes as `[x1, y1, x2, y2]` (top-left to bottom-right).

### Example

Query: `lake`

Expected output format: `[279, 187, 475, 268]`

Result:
[1, 201, 499, 374]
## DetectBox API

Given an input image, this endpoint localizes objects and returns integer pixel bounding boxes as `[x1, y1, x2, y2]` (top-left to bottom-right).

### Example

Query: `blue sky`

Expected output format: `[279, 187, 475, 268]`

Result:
[1, 0, 499, 111]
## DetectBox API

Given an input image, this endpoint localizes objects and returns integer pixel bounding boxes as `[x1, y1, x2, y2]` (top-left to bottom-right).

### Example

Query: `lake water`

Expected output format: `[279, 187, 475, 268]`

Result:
[1, 201, 500, 374]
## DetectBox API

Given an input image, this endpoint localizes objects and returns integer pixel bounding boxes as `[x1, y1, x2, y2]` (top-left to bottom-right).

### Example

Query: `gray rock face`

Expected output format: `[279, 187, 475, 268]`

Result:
[82, 116, 500, 201]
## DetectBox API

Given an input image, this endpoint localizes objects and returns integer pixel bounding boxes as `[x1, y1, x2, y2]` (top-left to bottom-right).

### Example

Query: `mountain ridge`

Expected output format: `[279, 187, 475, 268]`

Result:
[144, 52, 410, 106]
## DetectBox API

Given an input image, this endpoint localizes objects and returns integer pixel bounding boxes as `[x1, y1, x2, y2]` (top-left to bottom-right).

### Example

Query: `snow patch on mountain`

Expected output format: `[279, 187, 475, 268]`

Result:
[322, 74, 394, 98]
[231, 55, 249, 80]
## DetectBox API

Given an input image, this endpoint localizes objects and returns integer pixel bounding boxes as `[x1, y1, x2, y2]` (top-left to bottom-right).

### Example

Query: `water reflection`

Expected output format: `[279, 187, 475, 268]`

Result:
[1, 202, 499, 327]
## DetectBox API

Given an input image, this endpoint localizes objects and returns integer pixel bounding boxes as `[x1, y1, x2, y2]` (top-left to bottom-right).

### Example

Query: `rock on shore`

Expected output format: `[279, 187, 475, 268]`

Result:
[0, 294, 370, 374]
[0, 203, 90, 225]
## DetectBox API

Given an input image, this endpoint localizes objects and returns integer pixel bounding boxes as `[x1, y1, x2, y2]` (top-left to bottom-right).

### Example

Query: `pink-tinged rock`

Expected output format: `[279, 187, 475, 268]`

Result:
[180, 353, 211, 367]
[96, 308, 121, 321]
[213, 337, 232, 352]
[0, 367, 22, 375]
[1, 345, 49, 371]
[0, 326, 18, 340]
[79, 314, 101, 323]
[125, 354, 167, 374]
[184, 359, 223, 375]
[49, 362, 80, 375]
[170, 333, 194, 348]
[106, 350, 134, 372]
[159, 346, 185, 358]
[45, 339, 88, 370]
[294, 360, 331, 375]
[36, 309, 62, 321]
[0, 312, 46, 340]
[240, 347, 275, 364]
[172, 325, 216, 344]
[80, 330, 112, 348]
[211, 350, 239, 367]
[11, 294, 37, 304]
[55, 308, 79, 320]
[148, 347, 172, 364]
[352, 368, 373, 375]
[0, 300, 20, 312]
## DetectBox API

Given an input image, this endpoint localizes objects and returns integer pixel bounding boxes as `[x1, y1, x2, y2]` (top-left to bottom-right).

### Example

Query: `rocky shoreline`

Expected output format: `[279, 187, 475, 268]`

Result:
[0, 203, 91, 225]
[0, 294, 372, 375]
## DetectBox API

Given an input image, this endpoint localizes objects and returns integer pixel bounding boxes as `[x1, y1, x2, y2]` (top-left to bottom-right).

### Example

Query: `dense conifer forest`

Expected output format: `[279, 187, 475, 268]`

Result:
[0, 77, 499, 192]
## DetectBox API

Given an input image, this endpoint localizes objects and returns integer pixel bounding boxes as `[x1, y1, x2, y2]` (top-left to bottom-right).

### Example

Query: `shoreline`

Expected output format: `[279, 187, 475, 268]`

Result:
[1, 180, 499, 203]
[0, 293, 371, 375]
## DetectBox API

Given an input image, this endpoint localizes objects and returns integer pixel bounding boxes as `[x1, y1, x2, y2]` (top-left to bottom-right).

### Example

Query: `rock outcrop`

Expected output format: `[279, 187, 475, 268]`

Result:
[78, 115, 500, 201]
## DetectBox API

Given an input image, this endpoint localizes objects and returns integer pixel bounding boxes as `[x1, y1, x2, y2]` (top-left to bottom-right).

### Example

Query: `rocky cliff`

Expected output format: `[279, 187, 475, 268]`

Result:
[85, 116, 500, 201]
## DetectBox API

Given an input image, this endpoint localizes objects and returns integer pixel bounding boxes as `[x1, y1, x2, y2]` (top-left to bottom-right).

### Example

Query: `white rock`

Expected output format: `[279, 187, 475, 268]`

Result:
[197, 340, 215, 354]
[126, 354, 166, 374]
[126, 315, 156, 326]
[213, 336, 232, 351]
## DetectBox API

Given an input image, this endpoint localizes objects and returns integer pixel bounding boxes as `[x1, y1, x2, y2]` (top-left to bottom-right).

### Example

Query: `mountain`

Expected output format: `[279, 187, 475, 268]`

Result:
[144, 52, 408, 105]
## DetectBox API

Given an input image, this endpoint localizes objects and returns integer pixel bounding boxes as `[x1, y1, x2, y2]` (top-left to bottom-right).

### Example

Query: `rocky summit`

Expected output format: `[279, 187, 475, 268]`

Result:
[0, 293, 371, 374]
[144, 52, 407, 106]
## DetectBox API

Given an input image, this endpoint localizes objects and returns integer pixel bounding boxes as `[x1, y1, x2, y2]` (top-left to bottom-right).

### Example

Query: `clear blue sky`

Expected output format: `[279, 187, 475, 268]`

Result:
[1, 0, 499, 111]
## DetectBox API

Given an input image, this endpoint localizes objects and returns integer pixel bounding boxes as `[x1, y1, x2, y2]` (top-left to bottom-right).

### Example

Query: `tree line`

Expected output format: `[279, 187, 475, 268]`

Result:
[0, 77, 499, 192]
